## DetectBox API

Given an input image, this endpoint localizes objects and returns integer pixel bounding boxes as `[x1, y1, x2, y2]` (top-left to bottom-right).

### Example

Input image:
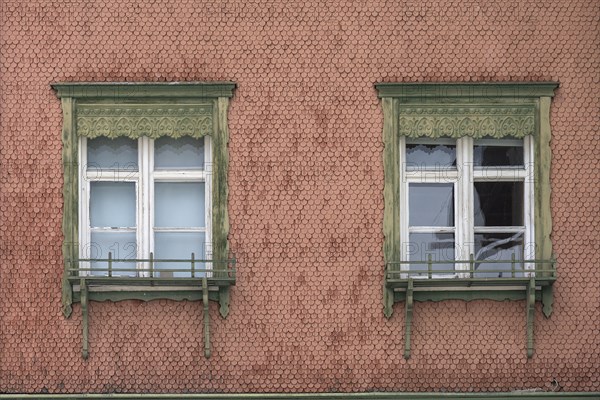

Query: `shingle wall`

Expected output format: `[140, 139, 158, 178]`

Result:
[0, 0, 598, 394]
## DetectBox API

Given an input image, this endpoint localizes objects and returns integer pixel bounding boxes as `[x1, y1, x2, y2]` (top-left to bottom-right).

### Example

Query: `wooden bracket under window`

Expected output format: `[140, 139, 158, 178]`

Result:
[404, 279, 413, 360]
[71, 261, 235, 360]
[80, 279, 89, 360]
[385, 259, 556, 360]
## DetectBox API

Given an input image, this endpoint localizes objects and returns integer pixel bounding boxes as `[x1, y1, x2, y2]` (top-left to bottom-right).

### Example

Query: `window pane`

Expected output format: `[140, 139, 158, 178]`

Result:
[406, 233, 455, 276]
[88, 232, 137, 276]
[154, 182, 205, 228]
[154, 232, 207, 277]
[406, 143, 456, 169]
[90, 182, 136, 228]
[474, 181, 523, 226]
[409, 183, 454, 227]
[474, 232, 524, 278]
[154, 136, 205, 170]
[474, 139, 524, 167]
[87, 137, 138, 171]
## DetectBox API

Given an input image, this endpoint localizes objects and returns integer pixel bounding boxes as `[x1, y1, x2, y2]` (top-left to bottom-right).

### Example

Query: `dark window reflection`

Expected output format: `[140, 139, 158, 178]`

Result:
[474, 144, 524, 167]
[474, 182, 524, 226]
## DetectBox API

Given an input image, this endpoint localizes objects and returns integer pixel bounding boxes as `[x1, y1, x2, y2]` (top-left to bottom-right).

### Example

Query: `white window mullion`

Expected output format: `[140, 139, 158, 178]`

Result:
[456, 137, 473, 275]
[140, 137, 152, 277]
[524, 135, 536, 275]
[204, 136, 213, 275]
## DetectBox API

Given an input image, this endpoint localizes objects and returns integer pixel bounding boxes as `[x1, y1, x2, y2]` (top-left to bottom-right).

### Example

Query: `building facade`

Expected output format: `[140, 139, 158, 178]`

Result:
[0, 0, 598, 396]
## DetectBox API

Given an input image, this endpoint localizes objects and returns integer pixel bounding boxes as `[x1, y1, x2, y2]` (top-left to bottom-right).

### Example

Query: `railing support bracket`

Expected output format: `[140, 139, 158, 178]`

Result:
[404, 278, 414, 360]
[526, 277, 536, 358]
[80, 278, 89, 360]
[202, 276, 211, 358]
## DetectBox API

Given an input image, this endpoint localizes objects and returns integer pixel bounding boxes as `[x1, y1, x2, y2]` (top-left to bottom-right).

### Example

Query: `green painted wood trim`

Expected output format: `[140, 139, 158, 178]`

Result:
[526, 277, 536, 358]
[394, 289, 543, 303]
[76, 103, 213, 139]
[404, 279, 414, 359]
[542, 285, 553, 318]
[73, 290, 221, 303]
[380, 84, 559, 302]
[202, 277, 211, 358]
[0, 392, 598, 399]
[397, 104, 535, 139]
[375, 82, 559, 99]
[51, 82, 236, 99]
[80, 279, 89, 360]
[214, 97, 231, 318]
[382, 97, 399, 318]
[54, 83, 236, 313]
[535, 98, 554, 290]
[61, 96, 77, 318]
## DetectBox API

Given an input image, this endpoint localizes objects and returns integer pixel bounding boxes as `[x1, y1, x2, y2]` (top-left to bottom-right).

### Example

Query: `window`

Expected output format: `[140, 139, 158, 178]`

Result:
[52, 82, 236, 359]
[376, 82, 559, 359]
[81, 136, 212, 278]
[401, 136, 535, 278]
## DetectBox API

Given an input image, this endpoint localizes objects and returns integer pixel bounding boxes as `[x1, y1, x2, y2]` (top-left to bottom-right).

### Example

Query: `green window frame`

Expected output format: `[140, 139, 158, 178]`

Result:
[376, 82, 559, 359]
[52, 82, 236, 359]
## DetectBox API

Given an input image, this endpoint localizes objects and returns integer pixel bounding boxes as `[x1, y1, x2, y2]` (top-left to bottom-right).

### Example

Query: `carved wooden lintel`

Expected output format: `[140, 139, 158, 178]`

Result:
[76, 104, 213, 139]
[398, 105, 535, 138]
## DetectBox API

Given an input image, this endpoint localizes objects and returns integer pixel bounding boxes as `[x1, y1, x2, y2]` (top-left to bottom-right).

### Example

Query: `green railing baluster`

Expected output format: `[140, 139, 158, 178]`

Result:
[191, 252, 195, 278]
[469, 253, 474, 278]
[149, 252, 154, 285]
[80, 278, 89, 360]
[202, 276, 211, 358]
[511, 253, 516, 278]
[108, 252, 113, 278]
[427, 254, 432, 279]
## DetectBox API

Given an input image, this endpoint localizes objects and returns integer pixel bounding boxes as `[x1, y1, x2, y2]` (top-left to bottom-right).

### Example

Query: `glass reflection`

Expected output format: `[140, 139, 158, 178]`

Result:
[154, 232, 206, 277]
[90, 182, 136, 228]
[406, 233, 455, 276]
[474, 232, 524, 277]
[87, 137, 138, 171]
[88, 232, 137, 276]
[155, 136, 204, 170]
[409, 183, 454, 227]
[154, 182, 205, 228]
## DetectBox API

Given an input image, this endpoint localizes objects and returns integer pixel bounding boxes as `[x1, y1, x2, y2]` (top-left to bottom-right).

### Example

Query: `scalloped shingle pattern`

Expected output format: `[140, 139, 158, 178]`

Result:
[0, 0, 599, 394]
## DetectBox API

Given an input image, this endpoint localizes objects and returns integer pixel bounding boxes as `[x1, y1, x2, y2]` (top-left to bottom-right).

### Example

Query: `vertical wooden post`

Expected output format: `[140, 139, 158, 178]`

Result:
[191, 252, 196, 278]
[382, 97, 399, 318]
[61, 96, 77, 318]
[526, 277, 536, 358]
[427, 254, 432, 279]
[511, 253, 516, 278]
[404, 278, 414, 359]
[80, 279, 89, 360]
[202, 277, 211, 358]
[469, 253, 474, 278]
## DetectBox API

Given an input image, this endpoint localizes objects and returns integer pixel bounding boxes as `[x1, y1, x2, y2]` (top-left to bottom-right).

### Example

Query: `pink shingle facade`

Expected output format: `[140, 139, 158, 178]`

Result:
[0, 0, 598, 394]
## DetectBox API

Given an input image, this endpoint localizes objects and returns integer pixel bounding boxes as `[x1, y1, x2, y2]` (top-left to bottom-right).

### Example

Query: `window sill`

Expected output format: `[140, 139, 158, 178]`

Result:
[71, 283, 232, 303]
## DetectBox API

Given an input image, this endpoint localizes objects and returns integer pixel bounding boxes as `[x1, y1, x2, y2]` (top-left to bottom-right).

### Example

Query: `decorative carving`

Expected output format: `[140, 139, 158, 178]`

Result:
[397, 105, 536, 138]
[76, 104, 213, 139]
